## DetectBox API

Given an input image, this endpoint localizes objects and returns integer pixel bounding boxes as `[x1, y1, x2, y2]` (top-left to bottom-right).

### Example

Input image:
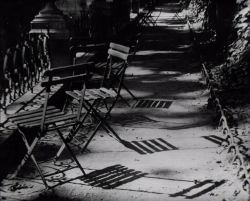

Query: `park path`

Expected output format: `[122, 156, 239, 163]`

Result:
[0, 1, 248, 200]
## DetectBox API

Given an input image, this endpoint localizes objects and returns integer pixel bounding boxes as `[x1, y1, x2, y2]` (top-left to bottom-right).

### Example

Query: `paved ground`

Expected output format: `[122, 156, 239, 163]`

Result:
[0, 1, 248, 200]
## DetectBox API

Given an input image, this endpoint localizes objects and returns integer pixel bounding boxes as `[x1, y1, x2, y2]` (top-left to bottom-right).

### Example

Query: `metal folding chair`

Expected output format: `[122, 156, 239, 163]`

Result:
[7, 62, 94, 189]
[173, 1, 187, 23]
[105, 43, 137, 105]
[55, 43, 131, 158]
[72, 42, 137, 105]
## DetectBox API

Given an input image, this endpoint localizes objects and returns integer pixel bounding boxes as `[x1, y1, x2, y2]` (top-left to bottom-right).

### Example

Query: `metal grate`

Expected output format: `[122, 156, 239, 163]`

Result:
[83, 165, 146, 189]
[123, 138, 178, 154]
[133, 99, 172, 108]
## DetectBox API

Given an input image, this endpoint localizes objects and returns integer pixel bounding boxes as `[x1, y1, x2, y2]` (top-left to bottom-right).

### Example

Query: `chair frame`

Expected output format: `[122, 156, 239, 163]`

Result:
[7, 62, 94, 189]
[55, 43, 131, 159]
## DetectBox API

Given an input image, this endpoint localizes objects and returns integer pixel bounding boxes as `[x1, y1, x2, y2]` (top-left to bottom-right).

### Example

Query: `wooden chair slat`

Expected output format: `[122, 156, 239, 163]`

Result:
[43, 62, 94, 77]
[14, 111, 63, 124]
[9, 106, 56, 119]
[41, 74, 87, 88]
[108, 49, 128, 61]
[110, 43, 130, 53]
[11, 108, 61, 122]
[22, 114, 77, 128]
[87, 89, 110, 99]
[99, 88, 117, 97]
[47, 122, 76, 131]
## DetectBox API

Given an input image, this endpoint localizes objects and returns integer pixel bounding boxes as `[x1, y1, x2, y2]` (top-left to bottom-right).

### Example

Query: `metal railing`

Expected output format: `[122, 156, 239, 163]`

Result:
[0, 34, 51, 114]
[201, 63, 250, 193]
[187, 16, 250, 193]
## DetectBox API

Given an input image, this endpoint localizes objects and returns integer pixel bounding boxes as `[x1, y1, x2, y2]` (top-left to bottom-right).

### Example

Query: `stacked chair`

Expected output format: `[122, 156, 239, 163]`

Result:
[7, 62, 94, 189]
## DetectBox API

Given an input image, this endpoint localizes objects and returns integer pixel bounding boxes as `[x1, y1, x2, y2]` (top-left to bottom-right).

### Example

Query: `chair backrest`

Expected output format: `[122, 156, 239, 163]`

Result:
[40, 62, 94, 131]
[102, 43, 130, 92]
[109, 43, 130, 54]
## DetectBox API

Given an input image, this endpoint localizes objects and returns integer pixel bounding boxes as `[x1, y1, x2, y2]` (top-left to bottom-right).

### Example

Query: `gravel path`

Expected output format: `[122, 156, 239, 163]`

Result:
[0, 1, 248, 200]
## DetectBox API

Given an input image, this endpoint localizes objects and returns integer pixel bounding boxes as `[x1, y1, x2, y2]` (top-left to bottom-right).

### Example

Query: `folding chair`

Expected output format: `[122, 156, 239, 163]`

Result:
[7, 62, 94, 189]
[173, 1, 187, 23]
[73, 42, 137, 105]
[70, 42, 108, 65]
[139, 4, 157, 27]
[55, 43, 131, 159]
[107, 43, 137, 104]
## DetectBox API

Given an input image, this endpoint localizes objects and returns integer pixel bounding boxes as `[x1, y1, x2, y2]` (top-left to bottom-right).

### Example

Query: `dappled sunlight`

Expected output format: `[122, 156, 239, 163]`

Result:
[173, 91, 207, 99]
[170, 72, 202, 81]
[158, 12, 175, 18]
[136, 50, 185, 56]
[176, 44, 193, 49]
[159, 71, 182, 75]
[126, 66, 156, 76]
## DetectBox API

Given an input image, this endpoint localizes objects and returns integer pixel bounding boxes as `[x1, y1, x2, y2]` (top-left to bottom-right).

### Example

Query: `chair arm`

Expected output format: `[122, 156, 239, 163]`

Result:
[41, 74, 88, 88]
[43, 62, 94, 77]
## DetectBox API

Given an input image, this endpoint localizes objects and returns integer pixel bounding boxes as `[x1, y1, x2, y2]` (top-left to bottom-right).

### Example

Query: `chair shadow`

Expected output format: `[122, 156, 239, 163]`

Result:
[122, 138, 178, 155]
[82, 164, 147, 189]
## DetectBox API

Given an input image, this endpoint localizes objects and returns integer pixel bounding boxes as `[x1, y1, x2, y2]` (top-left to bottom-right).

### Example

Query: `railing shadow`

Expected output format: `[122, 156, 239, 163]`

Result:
[170, 179, 226, 199]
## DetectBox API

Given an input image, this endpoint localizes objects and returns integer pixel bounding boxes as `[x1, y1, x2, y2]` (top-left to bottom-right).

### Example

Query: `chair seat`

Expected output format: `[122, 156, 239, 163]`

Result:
[9, 106, 77, 128]
[66, 88, 117, 102]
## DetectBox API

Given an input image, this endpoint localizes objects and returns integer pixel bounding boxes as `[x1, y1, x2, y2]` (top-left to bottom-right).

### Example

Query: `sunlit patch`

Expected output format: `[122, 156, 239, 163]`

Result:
[126, 66, 155, 76]
[141, 80, 163, 84]
[172, 91, 204, 99]
[177, 44, 192, 49]
[172, 72, 201, 81]
[158, 13, 175, 18]
[136, 50, 184, 56]
[160, 71, 182, 75]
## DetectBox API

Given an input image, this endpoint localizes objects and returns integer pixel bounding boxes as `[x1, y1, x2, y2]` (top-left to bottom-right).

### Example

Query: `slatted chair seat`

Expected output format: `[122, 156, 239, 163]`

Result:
[66, 88, 117, 102]
[15, 113, 77, 129]
[71, 43, 137, 105]
[7, 62, 94, 190]
[55, 43, 131, 159]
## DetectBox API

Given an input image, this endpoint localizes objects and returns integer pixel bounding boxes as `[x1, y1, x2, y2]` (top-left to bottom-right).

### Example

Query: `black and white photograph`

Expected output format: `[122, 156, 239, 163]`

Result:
[0, 0, 249, 200]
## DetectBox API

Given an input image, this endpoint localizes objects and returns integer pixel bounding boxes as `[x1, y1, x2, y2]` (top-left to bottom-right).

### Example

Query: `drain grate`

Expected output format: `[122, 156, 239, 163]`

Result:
[133, 99, 172, 108]
[123, 138, 178, 154]
[82, 164, 146, 189]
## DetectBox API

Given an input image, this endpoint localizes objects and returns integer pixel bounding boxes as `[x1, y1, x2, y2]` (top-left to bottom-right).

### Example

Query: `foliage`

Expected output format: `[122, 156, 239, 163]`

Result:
[211, 0, 250, 90]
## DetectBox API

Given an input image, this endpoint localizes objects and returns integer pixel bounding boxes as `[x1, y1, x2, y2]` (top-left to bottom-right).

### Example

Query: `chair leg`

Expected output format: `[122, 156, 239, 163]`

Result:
[122, 83, 138, 101]
[80, 121, 102, 153]
[54, 104, 94, 160]
[112, 88, 130, 107]
[55, 126, 86, 176]
[55, 99, 111, 160]
[84, 100, 123, 143]
[9, 128, 49, 189]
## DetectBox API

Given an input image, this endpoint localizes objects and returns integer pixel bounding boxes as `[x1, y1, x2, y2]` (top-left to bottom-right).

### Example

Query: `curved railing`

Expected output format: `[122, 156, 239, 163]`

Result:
[202, 64, 250, 192]
[187, 18, 250, 193]
[0, 34, 50, 114]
